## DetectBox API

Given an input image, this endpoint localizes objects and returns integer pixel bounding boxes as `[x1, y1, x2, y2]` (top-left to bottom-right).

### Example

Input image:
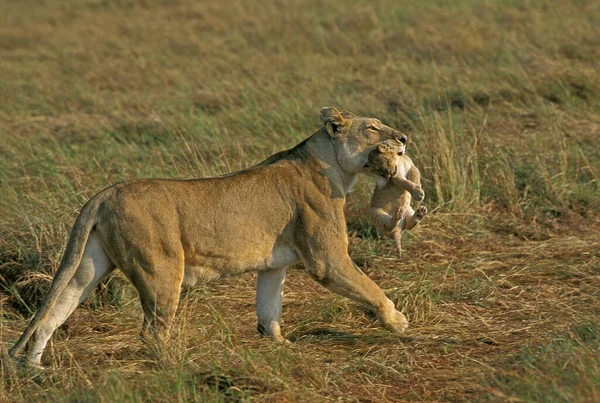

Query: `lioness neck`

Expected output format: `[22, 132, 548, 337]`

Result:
[304, 129, 358, 196]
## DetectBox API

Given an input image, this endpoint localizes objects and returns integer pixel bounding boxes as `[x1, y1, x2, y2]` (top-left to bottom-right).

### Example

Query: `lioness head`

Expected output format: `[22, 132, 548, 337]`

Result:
[363, 137, 407, 178]
[320, 106, 406, 174]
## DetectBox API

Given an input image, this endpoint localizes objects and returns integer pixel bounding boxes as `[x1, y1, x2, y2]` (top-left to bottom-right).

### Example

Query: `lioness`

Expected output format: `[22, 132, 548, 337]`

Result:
[10, 107, 409, 366]
[364, 138, 427, 257]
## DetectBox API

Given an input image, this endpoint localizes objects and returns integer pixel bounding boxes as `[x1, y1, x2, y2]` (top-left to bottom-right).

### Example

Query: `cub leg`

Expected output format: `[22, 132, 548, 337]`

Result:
[406, 164, 424, 202]
[401, 205, 428, 231]
[28, 233, 114, 366]
[368, 206, 404, 234]
[256, 267, 287, 343]
[391, 176, 424, 201]
[392, 228, 403, 258]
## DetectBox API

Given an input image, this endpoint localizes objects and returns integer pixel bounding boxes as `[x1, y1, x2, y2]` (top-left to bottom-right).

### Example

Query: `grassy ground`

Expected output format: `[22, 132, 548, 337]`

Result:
[1, 0, 599, 401]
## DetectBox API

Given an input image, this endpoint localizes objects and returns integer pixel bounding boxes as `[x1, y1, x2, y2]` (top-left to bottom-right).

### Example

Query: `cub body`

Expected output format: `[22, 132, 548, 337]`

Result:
[364, 138, 428, 256]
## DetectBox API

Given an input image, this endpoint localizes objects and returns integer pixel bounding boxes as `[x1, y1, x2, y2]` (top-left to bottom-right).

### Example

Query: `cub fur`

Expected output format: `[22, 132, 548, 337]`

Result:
[364, 138, 428, 257]
[10, 107, 410, 366]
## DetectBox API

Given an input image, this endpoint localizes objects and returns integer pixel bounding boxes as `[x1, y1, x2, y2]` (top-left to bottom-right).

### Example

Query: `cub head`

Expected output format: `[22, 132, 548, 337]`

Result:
[363, 137, 407, 178]
[320, 106, 406, 174]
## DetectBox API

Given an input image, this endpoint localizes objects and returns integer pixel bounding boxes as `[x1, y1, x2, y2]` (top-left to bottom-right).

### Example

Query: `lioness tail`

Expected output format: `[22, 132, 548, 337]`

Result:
[9, 193, 106, 359]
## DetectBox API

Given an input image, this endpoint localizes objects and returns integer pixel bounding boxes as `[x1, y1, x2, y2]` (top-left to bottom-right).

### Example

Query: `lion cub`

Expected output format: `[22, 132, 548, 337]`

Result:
[364, 138, 427, 257]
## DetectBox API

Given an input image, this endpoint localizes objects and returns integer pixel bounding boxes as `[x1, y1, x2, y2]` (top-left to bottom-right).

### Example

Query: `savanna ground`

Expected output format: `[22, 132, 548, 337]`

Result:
[1, 0, 599, 401]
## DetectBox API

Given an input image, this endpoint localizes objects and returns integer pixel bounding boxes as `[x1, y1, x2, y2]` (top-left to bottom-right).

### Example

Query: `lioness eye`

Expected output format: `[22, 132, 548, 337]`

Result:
[367, 125, 379, 131]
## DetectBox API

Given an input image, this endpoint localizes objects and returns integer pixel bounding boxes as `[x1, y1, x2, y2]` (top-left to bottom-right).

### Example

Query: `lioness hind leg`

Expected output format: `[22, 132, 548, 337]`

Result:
[256, 267, 288, 343]
[28, 233, 114, 366]
[131, 262, 184, 348]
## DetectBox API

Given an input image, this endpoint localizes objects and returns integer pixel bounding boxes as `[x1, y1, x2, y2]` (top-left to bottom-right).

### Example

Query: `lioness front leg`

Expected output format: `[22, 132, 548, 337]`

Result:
[308, 256, 407, 333]
[298, 235, 407, 334]
[256, 267, 288, 343]
[296, 207, 408, 334]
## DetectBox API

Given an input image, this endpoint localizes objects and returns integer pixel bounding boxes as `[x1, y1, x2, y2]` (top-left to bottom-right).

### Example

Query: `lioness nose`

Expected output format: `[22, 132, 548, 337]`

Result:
[394, 134, 407, 145]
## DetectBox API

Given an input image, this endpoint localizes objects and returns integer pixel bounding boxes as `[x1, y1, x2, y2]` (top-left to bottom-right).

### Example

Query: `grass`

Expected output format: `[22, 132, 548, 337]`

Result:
[1, 0, 599, 401]
[484, 322, 600, 402]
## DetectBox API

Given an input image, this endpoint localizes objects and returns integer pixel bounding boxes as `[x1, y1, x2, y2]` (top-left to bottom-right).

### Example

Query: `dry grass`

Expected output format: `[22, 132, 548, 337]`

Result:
[1, 0, 599, 401]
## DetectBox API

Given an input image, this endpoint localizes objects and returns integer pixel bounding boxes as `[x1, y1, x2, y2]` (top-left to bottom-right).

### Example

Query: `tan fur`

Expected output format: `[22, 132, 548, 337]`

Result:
[10, 107, 410, 366]
[364, 138, 428, 257]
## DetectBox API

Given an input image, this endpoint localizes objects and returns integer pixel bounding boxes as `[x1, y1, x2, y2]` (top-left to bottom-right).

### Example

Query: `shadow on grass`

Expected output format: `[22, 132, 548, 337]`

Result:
[288, 328, 360, 344]
[288, 327, 419, 345]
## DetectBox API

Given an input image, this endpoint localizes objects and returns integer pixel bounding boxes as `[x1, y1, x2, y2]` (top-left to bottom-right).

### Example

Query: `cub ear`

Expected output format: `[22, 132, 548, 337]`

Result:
[320, 106, 346, 137]
[341, 110, 356, 119]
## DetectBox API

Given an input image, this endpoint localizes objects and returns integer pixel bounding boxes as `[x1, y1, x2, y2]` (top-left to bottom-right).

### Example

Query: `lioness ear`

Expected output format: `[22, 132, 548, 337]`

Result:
[320, 106, 346, 137]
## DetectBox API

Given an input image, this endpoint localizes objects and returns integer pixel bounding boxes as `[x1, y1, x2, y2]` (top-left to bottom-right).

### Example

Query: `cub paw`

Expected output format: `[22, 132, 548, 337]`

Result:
[411, 187, 425, 202]
[415, 205, 428, 219]
[393, 206, 406, 223]
[383, 208, 404, 232]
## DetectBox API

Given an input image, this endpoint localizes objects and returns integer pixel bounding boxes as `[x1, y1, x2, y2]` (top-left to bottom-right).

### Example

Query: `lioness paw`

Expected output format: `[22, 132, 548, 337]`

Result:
[385, 310, 409, 334]
[416, 205, 428, 219]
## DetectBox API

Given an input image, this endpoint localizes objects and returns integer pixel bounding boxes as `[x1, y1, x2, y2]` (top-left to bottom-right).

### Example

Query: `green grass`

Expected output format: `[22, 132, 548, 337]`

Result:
[1, 0, 599, 401]
[484, 322, 600, 402]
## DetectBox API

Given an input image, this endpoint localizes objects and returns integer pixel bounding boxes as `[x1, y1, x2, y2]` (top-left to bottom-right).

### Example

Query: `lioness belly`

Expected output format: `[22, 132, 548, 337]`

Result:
[182, 246, 299, 287]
